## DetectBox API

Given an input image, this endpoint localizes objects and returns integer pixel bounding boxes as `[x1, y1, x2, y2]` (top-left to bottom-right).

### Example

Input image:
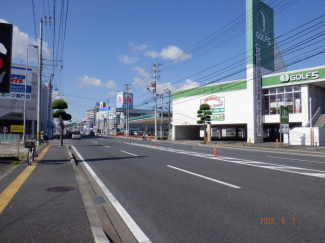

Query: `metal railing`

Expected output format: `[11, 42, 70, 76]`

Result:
[305, 106, 321, 127]
[0, 134, 20, 145]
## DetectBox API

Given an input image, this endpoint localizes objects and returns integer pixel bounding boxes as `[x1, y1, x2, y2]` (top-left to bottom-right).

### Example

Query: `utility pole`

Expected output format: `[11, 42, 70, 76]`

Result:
[125, 84, 130, 138]
[160, 94, 163, 140]
[152, 63, 161, 143]
[47, 76, 53, 137]
[107, 98, 109, 135]
[165, 88, 172, 130]
[37, 19, 43, 145]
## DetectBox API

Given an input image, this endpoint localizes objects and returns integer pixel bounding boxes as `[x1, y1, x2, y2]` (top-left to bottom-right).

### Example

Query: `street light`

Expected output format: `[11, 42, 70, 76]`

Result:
[23, 44, 38, 143]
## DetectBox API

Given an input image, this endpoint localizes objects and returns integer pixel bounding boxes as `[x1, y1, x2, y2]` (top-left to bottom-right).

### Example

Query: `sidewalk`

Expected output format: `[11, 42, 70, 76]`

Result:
[0, 142, 95, 243]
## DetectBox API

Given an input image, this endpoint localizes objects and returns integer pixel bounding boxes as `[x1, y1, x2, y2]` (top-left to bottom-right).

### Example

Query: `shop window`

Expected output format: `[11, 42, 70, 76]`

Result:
[269, 95, 277, 114]
[294, 92, 301, 113]
[276, 87, 284, 93]
[293, 85, 301, 92]
[285, 93, 294, 113]
[264, 85, 301, 115]
[264, 96, 269, 115]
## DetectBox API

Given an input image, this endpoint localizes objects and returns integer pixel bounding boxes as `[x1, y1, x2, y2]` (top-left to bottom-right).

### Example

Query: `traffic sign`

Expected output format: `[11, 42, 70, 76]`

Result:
[116, 108, 125, 112]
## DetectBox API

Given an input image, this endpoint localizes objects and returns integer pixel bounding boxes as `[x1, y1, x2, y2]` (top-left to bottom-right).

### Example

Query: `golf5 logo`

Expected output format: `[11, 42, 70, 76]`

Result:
[280, 71, 319, 82]
[256, 10, 272, 46]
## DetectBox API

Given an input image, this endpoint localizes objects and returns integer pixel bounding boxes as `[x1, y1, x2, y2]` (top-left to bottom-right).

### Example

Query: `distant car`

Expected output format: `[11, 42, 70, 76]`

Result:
[89, 131, 95, 136]
[72, 131, 81, 140]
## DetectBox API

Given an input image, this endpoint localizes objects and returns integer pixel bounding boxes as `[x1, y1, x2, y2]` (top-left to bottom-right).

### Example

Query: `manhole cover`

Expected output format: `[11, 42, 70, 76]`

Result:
[46, 186, 75, 192]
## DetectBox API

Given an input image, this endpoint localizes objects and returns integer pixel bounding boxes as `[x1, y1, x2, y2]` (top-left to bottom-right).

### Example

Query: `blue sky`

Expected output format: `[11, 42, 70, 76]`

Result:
[1, 0, 325, 122]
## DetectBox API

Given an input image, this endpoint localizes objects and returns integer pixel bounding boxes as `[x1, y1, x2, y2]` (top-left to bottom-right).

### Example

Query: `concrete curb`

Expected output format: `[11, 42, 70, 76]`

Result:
[66, 145, 110, 243]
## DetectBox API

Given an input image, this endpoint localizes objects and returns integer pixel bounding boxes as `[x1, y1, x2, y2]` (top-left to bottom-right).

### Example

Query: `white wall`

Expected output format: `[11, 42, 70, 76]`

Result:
[173, 89, 248, 126]
[284, 127, 325, 146]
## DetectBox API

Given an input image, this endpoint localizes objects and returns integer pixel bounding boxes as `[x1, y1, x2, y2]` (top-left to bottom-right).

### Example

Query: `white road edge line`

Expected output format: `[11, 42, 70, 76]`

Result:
[266, 156, 325, 164]
[167, 165, 241, 189]
[120, 150, 138, 157]
[72, 146, 151, 243]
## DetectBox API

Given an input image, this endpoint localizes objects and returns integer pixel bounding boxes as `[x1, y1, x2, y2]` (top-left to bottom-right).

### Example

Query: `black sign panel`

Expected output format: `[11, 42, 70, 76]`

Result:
[0, 23, 13, 93]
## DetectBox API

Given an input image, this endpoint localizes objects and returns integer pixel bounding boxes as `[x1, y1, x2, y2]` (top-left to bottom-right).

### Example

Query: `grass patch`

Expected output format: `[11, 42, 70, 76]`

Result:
[11, 161, 20, 165]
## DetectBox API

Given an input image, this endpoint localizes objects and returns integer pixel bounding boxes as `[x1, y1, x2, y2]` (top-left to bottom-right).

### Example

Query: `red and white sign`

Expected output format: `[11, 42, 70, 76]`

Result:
[117, 92, 123, 108]
[3, 126, 8, 133]
[117, 92, 133, 108]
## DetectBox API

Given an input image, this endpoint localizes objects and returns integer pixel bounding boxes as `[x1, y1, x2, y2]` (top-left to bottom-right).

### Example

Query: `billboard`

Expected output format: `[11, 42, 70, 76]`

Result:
[246, 0, 274, 71]
[0, 67, 32, 100]
[99, 107, 109, 115]
[116, 92, 133, 108]
[0, 23, 13, 93]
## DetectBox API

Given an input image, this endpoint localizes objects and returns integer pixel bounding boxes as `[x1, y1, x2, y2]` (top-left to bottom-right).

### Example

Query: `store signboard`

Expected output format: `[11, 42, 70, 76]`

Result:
[116, 92, 133, 108]
[280, 106, 289, 134]
[99, 107, 109, 115]
[246, 0, 274, 71]
[262, 67, 325, 87]
[201, 96, 225, 122]
[10, 125, 23, 133]
[0, 67, 32, 100]
[256, 44, 262, 137]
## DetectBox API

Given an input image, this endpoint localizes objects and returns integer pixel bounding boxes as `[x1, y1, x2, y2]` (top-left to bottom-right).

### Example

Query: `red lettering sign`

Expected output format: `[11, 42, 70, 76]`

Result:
[11, 78, 23, 84]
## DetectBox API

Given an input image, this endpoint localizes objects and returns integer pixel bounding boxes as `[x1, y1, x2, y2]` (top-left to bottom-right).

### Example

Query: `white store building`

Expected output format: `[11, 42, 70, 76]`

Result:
[172, 0, 325, 145]
[172, 65, 325, 145]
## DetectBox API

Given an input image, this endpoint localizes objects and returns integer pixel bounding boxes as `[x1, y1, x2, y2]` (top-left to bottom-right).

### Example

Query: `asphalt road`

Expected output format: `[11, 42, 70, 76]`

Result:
[71, 136, 325, 243]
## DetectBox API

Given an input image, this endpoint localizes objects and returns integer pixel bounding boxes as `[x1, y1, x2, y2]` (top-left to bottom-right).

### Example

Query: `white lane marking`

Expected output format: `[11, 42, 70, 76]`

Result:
[120, 150, 138, 157]
[129, 143, 325, 180]
[105, 145, 110, 148]
[167, 165, 241, 189]
[72, 146, 151, 243]
[267, 156, 325, 164]
[92, 141, 97, 144]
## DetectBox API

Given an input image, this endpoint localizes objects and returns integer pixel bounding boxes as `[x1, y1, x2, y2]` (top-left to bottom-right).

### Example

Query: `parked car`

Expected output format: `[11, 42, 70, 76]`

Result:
[89, 131, 95, 136]
[72, 131, 81, 140]
[95, 131, 99, 136]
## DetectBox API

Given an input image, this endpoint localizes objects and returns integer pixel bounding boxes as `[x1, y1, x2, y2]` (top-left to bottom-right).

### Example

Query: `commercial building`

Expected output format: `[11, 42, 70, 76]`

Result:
[0, 63, 52, 142]
[172, 0, 325, 145]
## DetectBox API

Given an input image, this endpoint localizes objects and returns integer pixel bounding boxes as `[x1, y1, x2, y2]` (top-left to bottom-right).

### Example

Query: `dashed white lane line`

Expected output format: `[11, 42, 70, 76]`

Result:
[167, 165, 241, 189]
[105, 145, 110, 148]
[267, 156, 325, 164]
[128, 143, 325, 180]
[92, 141, 97, 144]
[120, 150, 138, 157]
[72, 146, 151, 243]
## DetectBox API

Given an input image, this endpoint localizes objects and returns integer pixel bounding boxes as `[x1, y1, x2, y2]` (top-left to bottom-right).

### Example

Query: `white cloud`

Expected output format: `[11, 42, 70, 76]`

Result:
[145, 45, 192, 63]
[118, 55, 139, 64]
[132, 66, 151, 87]
[176, 79, 200, 91]
[128, 42, 148, 53]
[108, 91, 116, 97]
[0, 19, 51, 62]
[76, 75, 117, 89]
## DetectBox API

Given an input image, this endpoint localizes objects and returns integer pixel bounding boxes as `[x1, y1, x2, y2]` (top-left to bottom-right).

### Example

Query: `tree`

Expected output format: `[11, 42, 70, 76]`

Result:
[197, 103, 212, 143]
[52, 99, 72, 146]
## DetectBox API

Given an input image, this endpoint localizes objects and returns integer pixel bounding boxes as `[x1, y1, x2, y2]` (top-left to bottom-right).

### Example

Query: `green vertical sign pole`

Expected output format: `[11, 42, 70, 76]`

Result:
[280, 106, 289, 148]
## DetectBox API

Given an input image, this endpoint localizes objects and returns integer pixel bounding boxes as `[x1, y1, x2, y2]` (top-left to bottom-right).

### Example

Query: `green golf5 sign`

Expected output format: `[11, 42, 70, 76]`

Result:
[246, 0, 274, 71]
[280, 106, 289, 134]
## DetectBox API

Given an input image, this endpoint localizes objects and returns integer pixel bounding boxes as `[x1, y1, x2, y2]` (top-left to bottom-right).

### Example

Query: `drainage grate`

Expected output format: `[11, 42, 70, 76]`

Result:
[93, 195, 106, 204]
[47, 186, 75, 192]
